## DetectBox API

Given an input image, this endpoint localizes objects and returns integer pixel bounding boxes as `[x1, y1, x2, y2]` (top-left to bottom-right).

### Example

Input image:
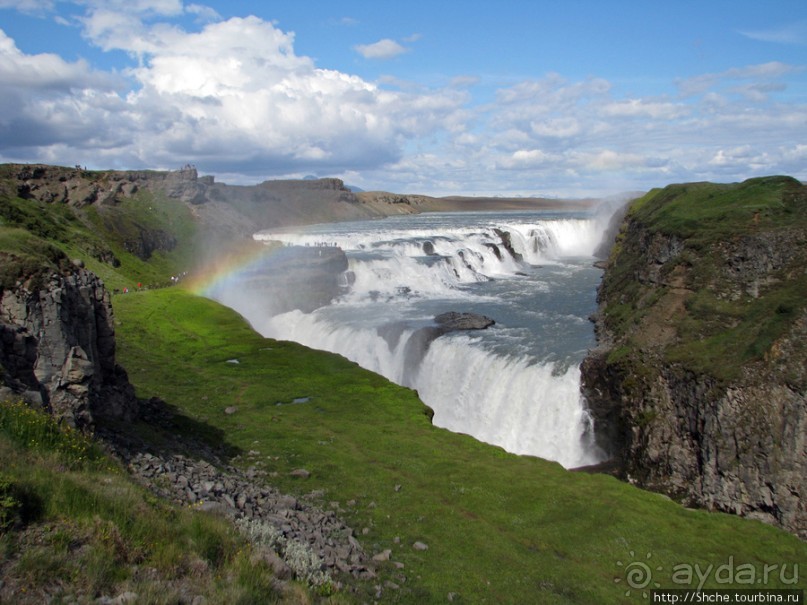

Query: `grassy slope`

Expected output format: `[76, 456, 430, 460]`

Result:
[0, 400, 319, 604]
[114, 288, 806, 604]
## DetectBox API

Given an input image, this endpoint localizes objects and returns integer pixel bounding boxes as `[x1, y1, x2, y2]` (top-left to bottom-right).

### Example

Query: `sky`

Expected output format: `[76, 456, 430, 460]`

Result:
[0, 0, 806, 197]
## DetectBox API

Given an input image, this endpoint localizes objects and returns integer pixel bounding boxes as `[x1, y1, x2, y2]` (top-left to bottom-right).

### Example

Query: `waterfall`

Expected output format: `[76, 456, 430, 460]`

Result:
[212, 211, 608, 468]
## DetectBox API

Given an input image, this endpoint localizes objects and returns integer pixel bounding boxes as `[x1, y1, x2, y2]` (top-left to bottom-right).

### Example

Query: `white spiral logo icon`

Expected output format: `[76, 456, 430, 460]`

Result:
[625, 560, 653, 589]
[615, 550, 662, 597]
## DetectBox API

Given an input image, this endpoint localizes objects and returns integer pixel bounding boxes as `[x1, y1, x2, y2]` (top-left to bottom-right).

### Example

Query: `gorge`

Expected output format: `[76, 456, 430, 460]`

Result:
[0, 166, 804, 604]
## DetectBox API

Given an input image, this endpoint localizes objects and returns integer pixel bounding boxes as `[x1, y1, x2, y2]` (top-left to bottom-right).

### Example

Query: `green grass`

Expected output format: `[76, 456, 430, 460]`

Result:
[0, 398, 335, 604]
[628, 176, 806, 243]
[113, 287, 807, 604]
[80, 189, 201, 289]
[666, 277, 807, 379]
[0, 227, 69, 290]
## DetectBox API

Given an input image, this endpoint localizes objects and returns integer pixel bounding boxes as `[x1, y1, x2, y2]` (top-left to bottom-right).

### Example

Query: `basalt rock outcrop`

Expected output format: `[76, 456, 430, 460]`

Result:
[0, 268, 137, 428]
[10, 163, 209, 208]
[581, 176, 807, 538]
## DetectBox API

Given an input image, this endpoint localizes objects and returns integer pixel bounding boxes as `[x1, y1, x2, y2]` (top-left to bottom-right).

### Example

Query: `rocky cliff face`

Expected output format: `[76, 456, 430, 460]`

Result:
[10, 164, 209, 207]
[581, 177, 807, 539]
[0, 268, 137, 428]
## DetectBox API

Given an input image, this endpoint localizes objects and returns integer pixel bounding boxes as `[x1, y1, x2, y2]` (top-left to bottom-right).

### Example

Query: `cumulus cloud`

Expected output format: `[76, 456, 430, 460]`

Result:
[0, 28, 125, 151]
[354, 38, 409, 60]
[116, 17, 461, 172]
[600, 99, 688, 120]
[185, 3, 220, 22]
[382, 63, 807, 196]
[0, 29, 115, 90]
[0, 11, 464, 176]
[0, 1, 805, 196]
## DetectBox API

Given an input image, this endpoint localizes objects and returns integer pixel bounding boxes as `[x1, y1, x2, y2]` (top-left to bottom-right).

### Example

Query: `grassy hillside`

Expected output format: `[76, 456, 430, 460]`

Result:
[0, 165, 200, 293]
[0, 398, 331, 604]
[601, 176, 807, 382]
[111, 287, 805, 604]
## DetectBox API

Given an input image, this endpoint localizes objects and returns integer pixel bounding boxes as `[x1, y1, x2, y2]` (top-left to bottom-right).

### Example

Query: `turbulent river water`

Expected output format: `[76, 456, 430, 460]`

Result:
[210, 210, 613, 469]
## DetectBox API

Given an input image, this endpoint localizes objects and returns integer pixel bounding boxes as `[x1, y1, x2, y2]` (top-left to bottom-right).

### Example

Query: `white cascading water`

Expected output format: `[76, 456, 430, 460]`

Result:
[210, 211, 610, 469]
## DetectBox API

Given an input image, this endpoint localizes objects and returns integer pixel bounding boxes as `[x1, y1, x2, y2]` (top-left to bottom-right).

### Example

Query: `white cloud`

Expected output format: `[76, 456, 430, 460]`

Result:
[576, 149, 647, 172]
[0, 29, 108, 90]
[497, 149, 553, 169]
[185, 3, 220, 22]
[450, 75, 479, 88]
[84, 0, 184, 16]
[0, 0, 54, 14]
[354, 38, 409, 60]
[0, 3, 805, 196]
[329, 16, 359, 27]
[530, 117, 581, 138]
[739, 21, 807, 45]
[601, 99, 688, 120]
[0, 14, 465, 176]
[677, 61, 801, 97]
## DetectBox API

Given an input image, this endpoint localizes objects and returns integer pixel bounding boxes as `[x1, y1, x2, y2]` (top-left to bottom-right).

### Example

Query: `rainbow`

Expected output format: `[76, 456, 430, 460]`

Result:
[185, 241, 283, 297]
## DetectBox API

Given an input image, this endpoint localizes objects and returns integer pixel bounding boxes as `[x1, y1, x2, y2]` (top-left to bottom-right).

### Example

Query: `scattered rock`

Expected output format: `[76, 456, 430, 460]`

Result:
[224, 406, 238, 415]
[117, 447, 372, 584]
[289, 468, 310, 479]
[372, 549, 392, 562]
[412, 541, 429, 551]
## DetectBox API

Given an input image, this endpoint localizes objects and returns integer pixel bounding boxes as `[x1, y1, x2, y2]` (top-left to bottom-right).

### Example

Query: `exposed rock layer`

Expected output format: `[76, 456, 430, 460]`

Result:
[0, 269, 137, 427]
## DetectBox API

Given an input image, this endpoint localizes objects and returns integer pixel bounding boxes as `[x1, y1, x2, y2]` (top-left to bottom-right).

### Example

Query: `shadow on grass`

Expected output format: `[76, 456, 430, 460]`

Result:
[97, 396, 242, 466]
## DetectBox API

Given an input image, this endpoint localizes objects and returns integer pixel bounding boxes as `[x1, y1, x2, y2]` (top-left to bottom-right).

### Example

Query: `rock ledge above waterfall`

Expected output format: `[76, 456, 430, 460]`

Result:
[434, 312, 495, 332]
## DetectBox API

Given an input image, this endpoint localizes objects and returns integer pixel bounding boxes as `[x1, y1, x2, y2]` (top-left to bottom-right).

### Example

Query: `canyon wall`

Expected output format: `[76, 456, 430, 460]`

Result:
[581, 176, 806, 538]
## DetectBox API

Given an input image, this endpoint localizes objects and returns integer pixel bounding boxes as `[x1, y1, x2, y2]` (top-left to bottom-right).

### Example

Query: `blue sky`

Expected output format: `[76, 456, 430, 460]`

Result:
[1, 0, 805, 196]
